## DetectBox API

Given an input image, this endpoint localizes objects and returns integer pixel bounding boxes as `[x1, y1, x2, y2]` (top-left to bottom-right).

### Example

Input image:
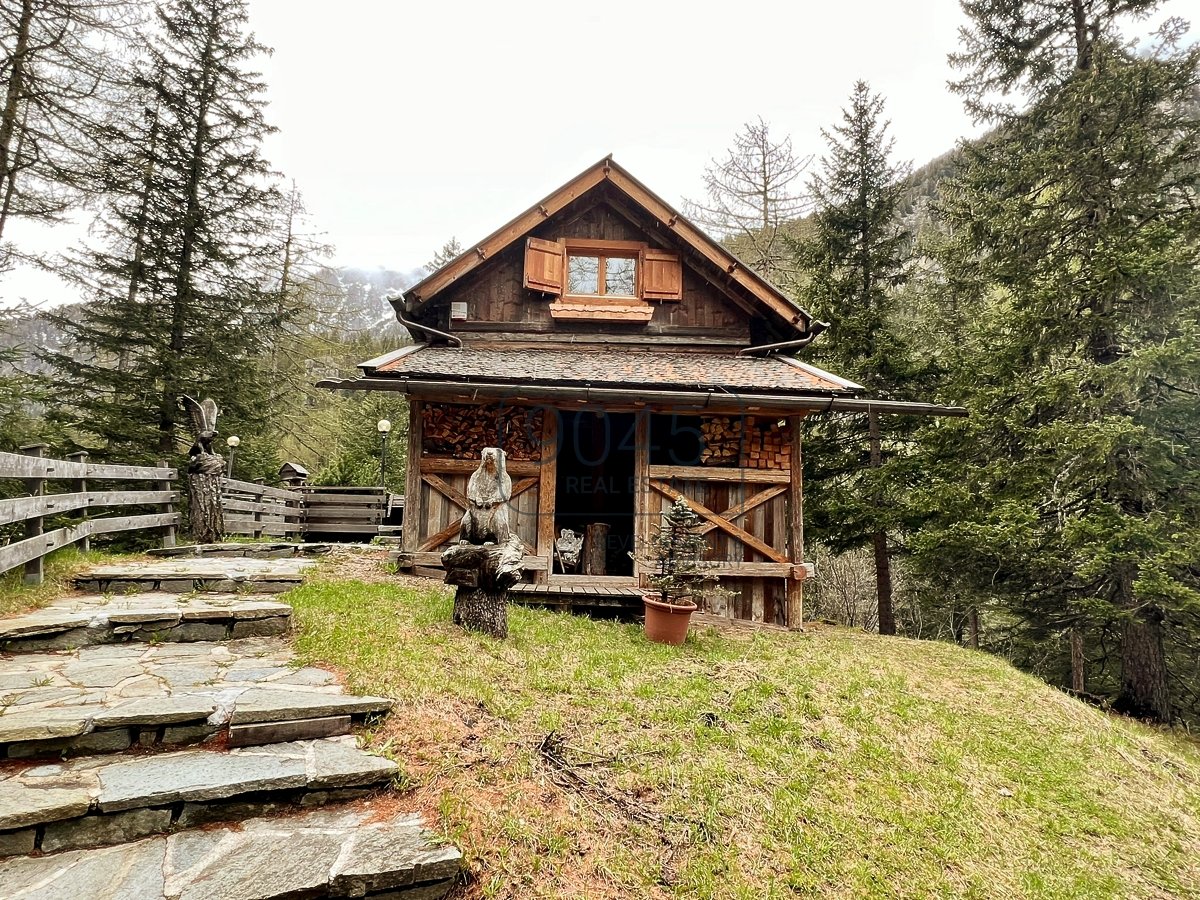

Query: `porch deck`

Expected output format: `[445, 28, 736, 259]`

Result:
[509, 575, 642, 612]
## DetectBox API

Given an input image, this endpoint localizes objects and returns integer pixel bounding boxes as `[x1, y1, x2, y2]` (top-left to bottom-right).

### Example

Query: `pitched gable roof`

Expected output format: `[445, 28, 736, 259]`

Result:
[400, 156, 820, 338]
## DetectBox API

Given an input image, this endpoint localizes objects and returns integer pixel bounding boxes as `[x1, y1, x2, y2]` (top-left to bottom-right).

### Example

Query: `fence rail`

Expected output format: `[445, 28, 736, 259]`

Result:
[221, 477, 304, 539]
[0, 446, 179, 584]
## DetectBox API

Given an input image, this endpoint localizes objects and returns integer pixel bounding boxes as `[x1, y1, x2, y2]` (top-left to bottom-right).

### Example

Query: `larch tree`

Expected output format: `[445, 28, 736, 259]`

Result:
[0, 0, 140, 261]
[794, 82, 922, 636]
[684, 117, 810, 289]
[917, 1, 1200, 721]
[44, 0, 287, 473]
[425, 236, 463, 273]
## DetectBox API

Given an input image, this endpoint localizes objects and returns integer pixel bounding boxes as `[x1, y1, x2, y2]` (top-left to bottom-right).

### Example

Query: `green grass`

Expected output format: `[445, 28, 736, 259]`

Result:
[0, 546, 133, 617]
[287, 577, 1200, 900]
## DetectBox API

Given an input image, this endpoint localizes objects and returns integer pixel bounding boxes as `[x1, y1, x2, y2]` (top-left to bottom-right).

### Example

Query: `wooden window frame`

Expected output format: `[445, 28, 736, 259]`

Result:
[562, 238, 645, 303]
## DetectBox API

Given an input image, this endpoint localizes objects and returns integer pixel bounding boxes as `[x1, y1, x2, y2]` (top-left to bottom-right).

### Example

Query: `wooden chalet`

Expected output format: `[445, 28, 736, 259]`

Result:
[321, 157, 962, 626]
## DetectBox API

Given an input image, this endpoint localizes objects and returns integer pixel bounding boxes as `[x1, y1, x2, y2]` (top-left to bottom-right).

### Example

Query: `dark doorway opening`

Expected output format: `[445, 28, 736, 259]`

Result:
[554, 410, 636, 577]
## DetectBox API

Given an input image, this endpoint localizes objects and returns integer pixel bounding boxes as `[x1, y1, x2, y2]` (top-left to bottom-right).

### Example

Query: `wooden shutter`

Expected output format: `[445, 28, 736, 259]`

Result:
[641, 248, 682, 301]
[523, 237, 565, 296]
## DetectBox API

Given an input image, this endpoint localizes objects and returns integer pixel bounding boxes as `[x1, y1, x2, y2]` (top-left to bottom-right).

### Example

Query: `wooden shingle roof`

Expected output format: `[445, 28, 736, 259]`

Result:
[369, 347, 856, 396]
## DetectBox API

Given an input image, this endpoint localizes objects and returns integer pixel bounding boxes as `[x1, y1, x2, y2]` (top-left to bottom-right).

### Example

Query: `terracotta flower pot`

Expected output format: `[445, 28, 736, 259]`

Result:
[643, 594, 697, 646]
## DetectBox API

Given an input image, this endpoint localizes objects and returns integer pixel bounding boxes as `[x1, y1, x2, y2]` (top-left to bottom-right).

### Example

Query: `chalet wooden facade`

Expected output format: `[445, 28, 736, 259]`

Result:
[321, 157, 961, 626]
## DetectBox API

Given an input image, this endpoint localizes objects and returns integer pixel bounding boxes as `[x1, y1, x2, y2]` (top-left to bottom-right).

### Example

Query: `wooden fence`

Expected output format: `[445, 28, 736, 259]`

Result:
[0, 444, 178, 585]
[300, 486, 390, 538]
[219, 482, 396, 540]
[221, 478, 305, 539]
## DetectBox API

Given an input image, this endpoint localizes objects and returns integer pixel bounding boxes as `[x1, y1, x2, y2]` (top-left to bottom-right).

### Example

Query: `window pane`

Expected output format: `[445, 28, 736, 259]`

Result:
[567, 255, 599, 294]
[605, 257, 636, 297]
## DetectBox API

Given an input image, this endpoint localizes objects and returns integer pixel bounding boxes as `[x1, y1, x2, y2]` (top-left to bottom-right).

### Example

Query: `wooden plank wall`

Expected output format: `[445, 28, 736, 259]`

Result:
[439, 190, 751, 341]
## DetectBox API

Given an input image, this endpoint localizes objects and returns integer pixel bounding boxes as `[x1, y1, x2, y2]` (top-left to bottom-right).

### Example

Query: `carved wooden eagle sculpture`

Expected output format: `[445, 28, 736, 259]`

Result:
[178, 395, 223, 474]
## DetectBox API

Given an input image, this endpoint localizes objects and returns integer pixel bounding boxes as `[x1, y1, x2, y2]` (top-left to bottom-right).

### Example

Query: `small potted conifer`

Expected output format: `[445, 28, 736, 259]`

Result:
[642, 496, 709, 645]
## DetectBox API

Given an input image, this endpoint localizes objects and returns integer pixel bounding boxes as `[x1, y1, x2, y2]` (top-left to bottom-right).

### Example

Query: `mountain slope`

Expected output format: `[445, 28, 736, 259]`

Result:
[288, 570, 1200, 900]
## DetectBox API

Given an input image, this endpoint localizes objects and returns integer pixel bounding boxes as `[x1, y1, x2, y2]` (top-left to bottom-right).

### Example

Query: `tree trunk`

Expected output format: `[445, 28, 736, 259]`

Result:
[868, 408, 895, 635]
[1069, 626, 1085, 693]
[966, 606, 980, 649]
[872, 530, 895, 635]
[583, 523, 609, 576]
[442, 537, 524, 639]
[0, 0, 33, 241]
[1118, 604, 1170, 721]
[187, 472, 224, 543]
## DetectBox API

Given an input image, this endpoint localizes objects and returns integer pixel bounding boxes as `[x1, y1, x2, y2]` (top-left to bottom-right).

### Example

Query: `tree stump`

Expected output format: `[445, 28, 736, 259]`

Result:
[583, 523, 609, 576]
[188, 470, 224, 543]
[442, 537, 524, 639]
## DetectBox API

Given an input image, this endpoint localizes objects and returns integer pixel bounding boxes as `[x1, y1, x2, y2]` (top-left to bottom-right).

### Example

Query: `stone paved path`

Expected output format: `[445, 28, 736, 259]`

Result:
[0, 547, 460, 898]
[0, 638, 391, 757]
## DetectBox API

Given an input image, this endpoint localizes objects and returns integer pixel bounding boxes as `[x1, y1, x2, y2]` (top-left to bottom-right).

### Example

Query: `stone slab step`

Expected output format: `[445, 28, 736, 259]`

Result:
[0, 736, 398, 856]
[0, 592, 291, 653]
[0, 639, 392, 759]
[0, 804, 460, 899]
[148, 542, 333, 559]
[73, 558, 314, 595]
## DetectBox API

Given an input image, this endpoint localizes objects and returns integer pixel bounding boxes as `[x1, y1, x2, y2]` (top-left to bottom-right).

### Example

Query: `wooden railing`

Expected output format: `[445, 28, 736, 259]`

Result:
[221, 478, 304, 539]
[0, 444, 179, 584]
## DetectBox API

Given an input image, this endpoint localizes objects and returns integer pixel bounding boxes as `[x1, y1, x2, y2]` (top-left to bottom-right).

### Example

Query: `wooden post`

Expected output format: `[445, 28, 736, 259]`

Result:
[402, 400, 424, 555]
[787, 418, 804, 630]
[583, 522, 609, 576]
[253, 478, 265, 539]
[633, 410, 650, 587]
[20, 444, 48, 585]
[535, 407, 558, 585]
[68, 451, 90, 553]
[156, 460, 176, 549]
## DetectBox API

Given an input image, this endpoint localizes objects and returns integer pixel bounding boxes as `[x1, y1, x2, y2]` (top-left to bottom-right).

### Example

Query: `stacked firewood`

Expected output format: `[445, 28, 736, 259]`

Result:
[699, 416, 791, 470]
[422, 404, 545, 460]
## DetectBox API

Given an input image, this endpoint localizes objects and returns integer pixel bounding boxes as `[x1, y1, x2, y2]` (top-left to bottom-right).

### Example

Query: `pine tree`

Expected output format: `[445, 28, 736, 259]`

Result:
[795, 82, 922, 636]
[44, 0, 287, 471]
[917, 3, 1200, 721]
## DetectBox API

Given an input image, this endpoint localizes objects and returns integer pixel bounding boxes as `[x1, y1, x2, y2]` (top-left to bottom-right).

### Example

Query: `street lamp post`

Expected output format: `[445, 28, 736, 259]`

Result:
[226, 435, 241, 479]
[377, 419, 391, 487]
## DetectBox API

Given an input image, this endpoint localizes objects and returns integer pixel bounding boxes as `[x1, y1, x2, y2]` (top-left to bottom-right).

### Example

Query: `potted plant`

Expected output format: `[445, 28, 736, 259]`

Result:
[642, 496, 710, 645]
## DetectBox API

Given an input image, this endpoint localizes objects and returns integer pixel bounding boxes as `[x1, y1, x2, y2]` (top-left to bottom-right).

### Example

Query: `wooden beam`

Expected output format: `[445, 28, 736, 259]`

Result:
[788, 417, 805, 630]
[536, 409, 558, 585]
[647, 465, 790, 484]
[649, 480, 788, 564]
[423, 473, 468, 510]
[418, 518, 461, 552]
[421, 456, 541, 477]
[696, 485, 788, 536]
[633, 410, 650, 585]
[403, 400, 423, 553]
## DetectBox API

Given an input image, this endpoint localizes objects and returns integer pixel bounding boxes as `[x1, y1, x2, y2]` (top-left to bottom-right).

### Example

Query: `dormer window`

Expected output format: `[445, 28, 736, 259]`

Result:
[523, 237, 682, 322]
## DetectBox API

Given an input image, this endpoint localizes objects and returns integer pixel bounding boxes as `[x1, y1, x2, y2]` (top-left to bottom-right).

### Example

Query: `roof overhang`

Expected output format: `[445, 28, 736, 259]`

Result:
[317, 374, 967, 418]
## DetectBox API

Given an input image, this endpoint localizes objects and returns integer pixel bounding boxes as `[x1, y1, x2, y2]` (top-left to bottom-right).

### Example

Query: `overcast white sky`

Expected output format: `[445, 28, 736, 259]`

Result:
[4, 0, 1197, 306]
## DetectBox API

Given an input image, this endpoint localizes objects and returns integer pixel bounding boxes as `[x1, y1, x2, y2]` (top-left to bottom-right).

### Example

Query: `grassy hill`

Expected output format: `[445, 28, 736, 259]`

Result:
[287, 567, 1200, 900]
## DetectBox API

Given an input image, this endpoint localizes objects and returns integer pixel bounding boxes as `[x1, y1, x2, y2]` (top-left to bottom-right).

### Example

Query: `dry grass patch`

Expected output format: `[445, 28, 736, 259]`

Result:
[286, 572, 1200, 900]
